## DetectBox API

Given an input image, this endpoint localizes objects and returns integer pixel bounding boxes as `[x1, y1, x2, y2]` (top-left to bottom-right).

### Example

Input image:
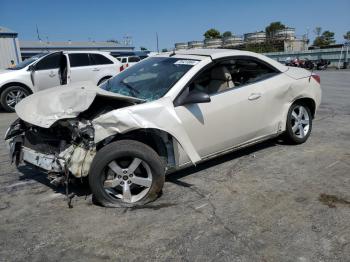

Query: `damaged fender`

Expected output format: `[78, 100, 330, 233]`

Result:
[93, 97, 201, 164]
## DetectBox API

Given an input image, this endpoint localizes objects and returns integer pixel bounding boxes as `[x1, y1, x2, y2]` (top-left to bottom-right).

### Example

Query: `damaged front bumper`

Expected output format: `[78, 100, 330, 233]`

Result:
[5, 119, 96, 178]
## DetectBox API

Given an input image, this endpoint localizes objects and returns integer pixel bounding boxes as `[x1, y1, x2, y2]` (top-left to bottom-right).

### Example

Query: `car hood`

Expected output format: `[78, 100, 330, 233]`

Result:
[0, 69, 20, 76]
[15, 81, 144, 128]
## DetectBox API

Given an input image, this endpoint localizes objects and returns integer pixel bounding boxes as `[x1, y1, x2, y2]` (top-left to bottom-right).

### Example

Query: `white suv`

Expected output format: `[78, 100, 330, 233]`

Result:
[117, 56, 141, 69]
[0, 51, 122, 112]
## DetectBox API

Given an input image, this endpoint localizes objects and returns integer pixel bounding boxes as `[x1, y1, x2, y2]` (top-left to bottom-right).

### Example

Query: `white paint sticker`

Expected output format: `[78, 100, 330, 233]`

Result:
[174, 60, 199, 66]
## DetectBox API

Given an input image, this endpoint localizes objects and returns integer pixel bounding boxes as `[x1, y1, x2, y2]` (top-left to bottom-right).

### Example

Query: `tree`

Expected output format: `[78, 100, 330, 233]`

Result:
[265, 22, 286, 38]
[344, 31, 350, 41]
[222, 31, 232, 38]
[313, 30, 336, 47]
[313, 27, 322, 37]
[161, 48, 168, 52]
[140, 46, 148, 51]
[204, 28, 221, 39]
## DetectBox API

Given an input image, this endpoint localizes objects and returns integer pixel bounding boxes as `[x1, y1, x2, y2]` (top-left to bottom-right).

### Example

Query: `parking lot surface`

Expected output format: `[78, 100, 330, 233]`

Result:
[0, 70, 349, 262]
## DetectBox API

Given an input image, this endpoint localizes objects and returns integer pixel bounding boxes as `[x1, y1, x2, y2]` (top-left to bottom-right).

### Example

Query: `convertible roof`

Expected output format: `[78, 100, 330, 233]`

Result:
[174, 49, 288, 72]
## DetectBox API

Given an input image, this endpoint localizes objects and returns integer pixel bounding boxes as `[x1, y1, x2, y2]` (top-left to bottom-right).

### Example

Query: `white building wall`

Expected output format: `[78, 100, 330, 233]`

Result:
[0, 36, 21, 69]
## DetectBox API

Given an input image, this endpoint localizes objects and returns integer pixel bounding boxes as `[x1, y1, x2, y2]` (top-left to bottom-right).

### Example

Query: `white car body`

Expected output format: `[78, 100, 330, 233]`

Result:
[117, 56, 141, 69]
[0, 51, 121, 111]
[5, 49, 322, 206]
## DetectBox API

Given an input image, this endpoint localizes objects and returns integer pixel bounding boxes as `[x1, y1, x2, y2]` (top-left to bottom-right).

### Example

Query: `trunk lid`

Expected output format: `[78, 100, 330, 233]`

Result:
[284, 66, 312, 80]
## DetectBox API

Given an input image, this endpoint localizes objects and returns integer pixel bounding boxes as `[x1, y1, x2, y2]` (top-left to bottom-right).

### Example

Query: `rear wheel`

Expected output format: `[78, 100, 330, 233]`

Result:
[0, 86, 30, 112]
[89, 140, 165, 207]
[284, 103, 312, 144]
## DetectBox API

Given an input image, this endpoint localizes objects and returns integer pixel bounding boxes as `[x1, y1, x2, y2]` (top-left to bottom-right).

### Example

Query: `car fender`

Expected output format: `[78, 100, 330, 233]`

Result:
[92, 97, 201, 164]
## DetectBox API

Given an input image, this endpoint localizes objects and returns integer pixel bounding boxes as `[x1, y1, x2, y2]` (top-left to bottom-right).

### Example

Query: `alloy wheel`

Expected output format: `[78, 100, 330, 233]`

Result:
[103, 157, 153, 203]
[5, 89, 26, 109]
[290, 105, 310, 139]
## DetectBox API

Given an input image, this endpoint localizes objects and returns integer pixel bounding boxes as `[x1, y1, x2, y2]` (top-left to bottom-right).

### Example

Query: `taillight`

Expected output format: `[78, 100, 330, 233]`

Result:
[119, 65, 124, 72]
[311, 73, 320, 84]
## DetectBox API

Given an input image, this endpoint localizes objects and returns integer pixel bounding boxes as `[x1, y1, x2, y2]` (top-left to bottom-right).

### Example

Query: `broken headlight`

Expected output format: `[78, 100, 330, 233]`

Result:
[4, 119, 24, 140]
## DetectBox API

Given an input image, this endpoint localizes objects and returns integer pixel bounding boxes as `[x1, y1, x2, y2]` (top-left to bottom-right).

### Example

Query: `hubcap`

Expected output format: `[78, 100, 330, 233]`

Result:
[6, 89, 26, 109]
[291, 105, 310, 139]
[103, 157, 152, 203]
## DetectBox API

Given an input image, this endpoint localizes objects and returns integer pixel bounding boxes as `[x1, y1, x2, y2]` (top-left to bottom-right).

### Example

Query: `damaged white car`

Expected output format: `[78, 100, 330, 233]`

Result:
[5, 49, 322, 207]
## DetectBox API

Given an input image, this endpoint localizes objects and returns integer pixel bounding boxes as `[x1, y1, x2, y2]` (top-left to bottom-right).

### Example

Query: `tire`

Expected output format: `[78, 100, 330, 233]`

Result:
[284, 102, 313, 144]
[89, 140, 165, 207]
[0, 86, 30, 112]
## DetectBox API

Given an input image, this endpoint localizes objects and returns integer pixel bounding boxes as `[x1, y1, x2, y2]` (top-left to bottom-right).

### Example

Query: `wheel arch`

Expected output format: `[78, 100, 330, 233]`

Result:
[96, 128, 177, 169]
[97, 76, 112, 86]
[291, 97, 316, 118]
[0, 82, 33, 96]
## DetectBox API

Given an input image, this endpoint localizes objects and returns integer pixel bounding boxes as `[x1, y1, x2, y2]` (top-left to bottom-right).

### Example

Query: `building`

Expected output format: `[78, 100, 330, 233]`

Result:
[0, 26, 21, 69]
[188, 41, 204, 49]
[223, 36, 244, 48]
[174, 26, 307, 52]
[19, 40, 135, 60]
[244, 31, 266, 43]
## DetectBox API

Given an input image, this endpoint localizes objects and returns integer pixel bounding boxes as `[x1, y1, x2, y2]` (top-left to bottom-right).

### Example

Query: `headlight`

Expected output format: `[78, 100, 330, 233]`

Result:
[4, 119, 24, 140]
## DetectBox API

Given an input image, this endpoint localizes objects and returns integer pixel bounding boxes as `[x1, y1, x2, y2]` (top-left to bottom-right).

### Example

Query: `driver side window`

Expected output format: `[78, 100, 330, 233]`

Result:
[35, 53, 61, 71]
[189, 58, 279, 95]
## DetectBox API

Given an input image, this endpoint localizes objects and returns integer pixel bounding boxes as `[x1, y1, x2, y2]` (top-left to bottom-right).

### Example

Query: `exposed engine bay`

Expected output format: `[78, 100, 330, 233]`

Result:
[6, 95, 137, 180]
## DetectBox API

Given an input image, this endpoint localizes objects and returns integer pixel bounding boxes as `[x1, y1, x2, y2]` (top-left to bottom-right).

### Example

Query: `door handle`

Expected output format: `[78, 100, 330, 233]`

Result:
[248, 93, 262, 101]
[92, 68, 100, 71]
[49, 72, 56, 77]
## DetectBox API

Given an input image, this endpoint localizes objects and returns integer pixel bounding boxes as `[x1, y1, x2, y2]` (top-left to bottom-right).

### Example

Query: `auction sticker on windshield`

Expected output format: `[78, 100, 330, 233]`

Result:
[174, 60, 199, 66]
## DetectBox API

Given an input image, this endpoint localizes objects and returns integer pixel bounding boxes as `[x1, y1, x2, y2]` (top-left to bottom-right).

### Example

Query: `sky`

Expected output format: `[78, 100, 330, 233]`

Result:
[1, 0, 349, 51]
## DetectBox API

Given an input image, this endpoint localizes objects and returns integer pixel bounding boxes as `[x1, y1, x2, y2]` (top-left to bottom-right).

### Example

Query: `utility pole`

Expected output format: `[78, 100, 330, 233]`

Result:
[156, 32, 159, 53]
[36, 24, 41, 41]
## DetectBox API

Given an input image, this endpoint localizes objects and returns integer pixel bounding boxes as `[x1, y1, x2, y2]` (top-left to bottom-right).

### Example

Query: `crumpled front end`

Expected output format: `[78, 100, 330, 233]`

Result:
[5, 118, 96, 178]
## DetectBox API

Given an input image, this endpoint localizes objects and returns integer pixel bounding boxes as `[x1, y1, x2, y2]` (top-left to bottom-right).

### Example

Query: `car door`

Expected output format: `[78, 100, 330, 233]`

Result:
[174, 57, 282, 158]
[68, 53, 96, 84]
[89, 53, 115, 81]
[32, 52, 62, 90]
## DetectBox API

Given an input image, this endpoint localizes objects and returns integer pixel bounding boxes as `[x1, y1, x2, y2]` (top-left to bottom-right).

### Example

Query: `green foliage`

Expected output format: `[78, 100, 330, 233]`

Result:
[313, 27, 322, 37]
[161, 48, 168, 52]
[222, 31, 232, 38]
[242, 41, 283, 53]
[140, 46, 148, 51]
[313, 30, 336, 47]
[204, 28, 221, 39]
[265, 22, 286, 38]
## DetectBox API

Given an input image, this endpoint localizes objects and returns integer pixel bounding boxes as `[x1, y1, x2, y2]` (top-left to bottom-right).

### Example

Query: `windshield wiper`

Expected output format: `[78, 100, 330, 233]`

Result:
[121, 80, 140, 96]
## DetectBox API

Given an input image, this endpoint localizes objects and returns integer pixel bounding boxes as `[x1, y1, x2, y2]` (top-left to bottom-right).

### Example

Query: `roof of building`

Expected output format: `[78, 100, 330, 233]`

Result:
[0, 26, 18, 36]
[19, 40, 132, 49]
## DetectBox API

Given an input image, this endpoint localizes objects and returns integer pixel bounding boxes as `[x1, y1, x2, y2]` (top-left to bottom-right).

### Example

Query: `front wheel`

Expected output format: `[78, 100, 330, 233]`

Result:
[284, 103, 313, 144]
[89, 140, 165, 207]
[0, 86, 30, 112]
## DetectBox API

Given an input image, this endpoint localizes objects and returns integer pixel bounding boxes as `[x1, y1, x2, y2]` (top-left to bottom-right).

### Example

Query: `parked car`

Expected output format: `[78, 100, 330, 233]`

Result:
[117, 56, 141, 70]
[5, 49, 321, 207]
[0, 51, 122, 112]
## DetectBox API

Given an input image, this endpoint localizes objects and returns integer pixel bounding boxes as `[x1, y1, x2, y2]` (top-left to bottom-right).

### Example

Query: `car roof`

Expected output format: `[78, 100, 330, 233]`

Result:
[172, 49, 287, 72]
[63, 50, 110, 54]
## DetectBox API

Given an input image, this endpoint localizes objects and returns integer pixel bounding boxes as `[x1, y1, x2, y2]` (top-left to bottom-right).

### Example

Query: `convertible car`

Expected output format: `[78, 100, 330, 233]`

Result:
[5, 49, 322, 207]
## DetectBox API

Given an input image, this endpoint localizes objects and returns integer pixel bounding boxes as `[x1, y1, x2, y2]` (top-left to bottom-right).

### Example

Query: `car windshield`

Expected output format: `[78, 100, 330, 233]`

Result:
[7, 53, 47, 70]
[100, 57, 198, 101]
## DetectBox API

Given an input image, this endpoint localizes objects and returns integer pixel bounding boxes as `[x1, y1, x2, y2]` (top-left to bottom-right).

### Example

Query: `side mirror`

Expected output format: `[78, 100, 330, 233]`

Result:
[175, 89, 211, 106]
[28, 65, 35, 71]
